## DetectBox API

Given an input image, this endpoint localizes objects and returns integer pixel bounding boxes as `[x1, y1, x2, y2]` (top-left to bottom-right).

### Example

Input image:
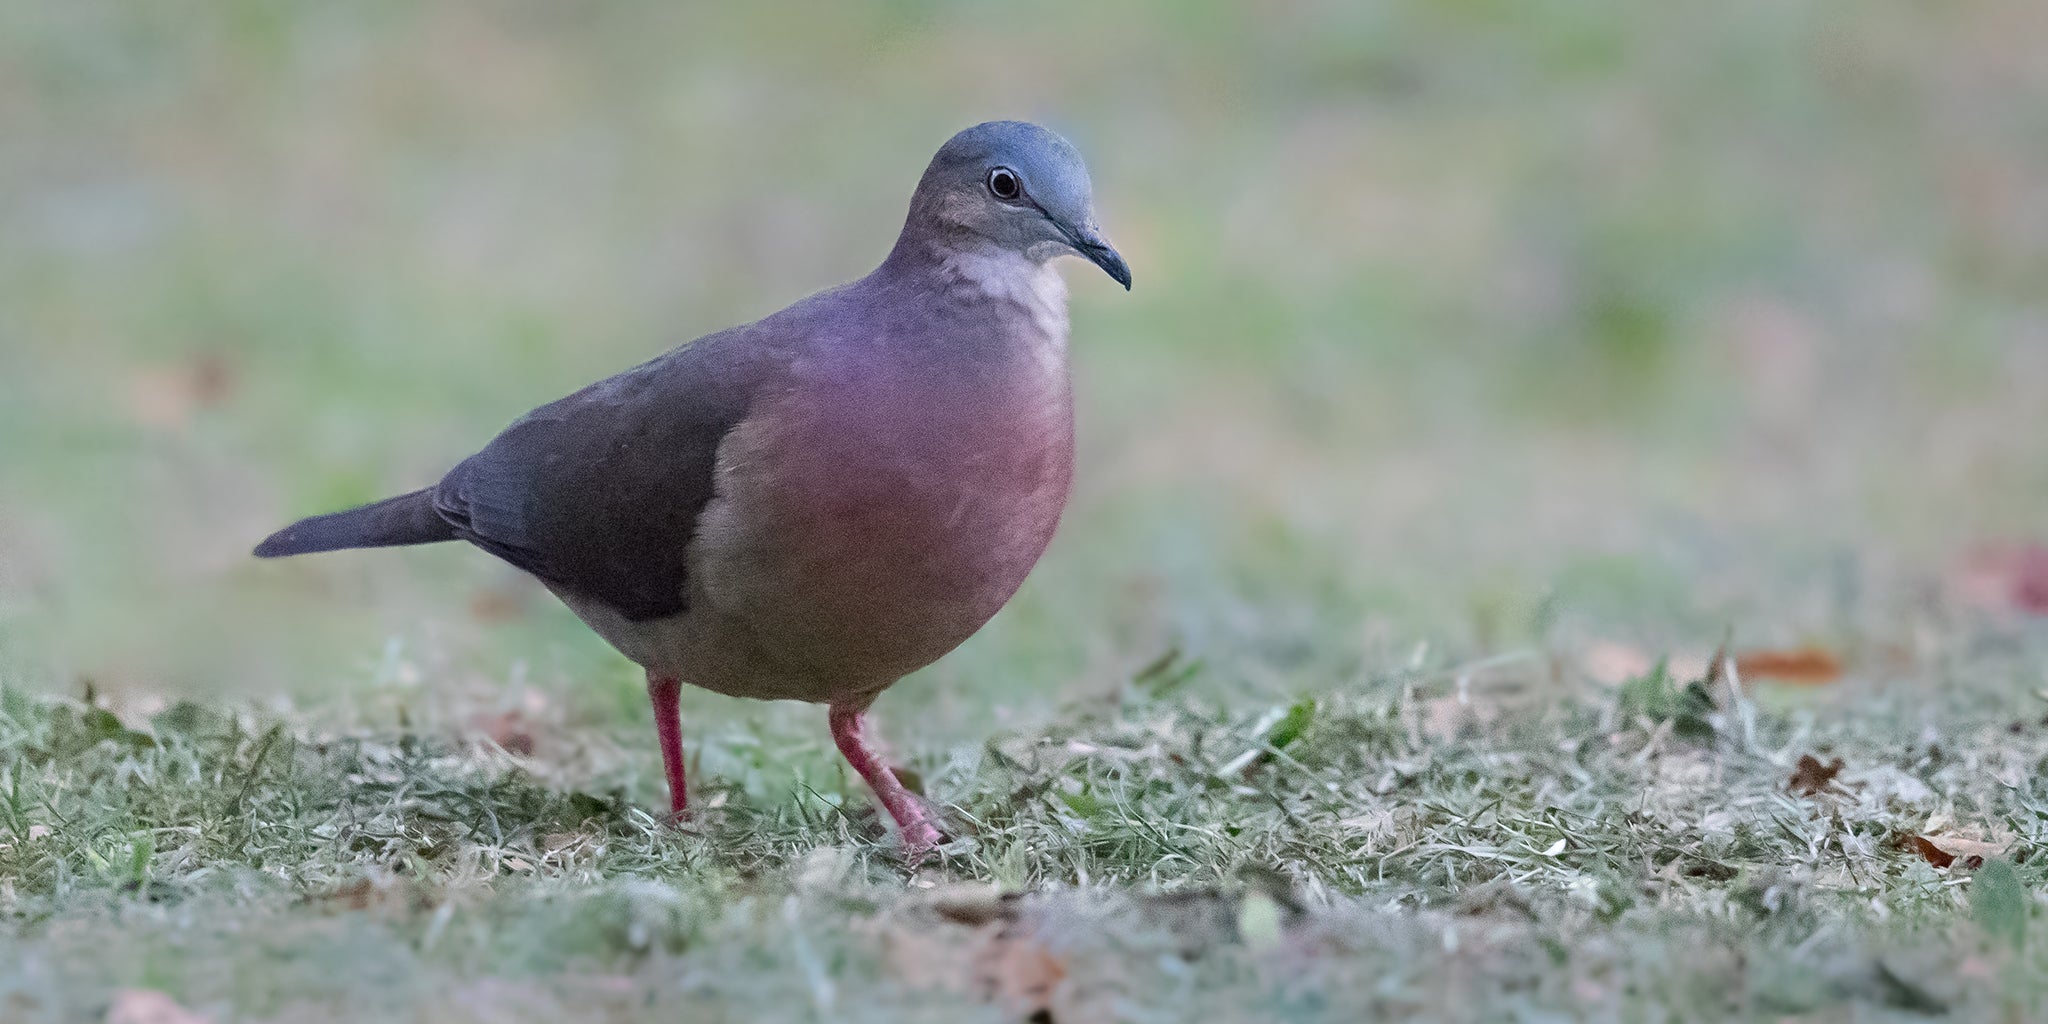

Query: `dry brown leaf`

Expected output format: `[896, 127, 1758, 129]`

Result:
[1897, 833, 1957, 869]
[1787, 754, 1844, 795]
[1890, 831, 2009, 871]
[974, 924, 1066, 1018]
[885, 904, 1065, 1020]
[106, 989, 211, 1024]
[1907, 833, 2009, 871]
[1736, 648, 1843, 686]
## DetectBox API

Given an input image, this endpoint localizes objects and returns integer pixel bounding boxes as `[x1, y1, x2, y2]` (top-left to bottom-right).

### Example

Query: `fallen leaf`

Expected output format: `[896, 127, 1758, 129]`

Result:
[974, 924, 1066, 1018]
[1736, 648, 1843, 685]
[1912, 833, 2010, 869]
[1788, 754, 1845, 795]
[885, 902, 1066, 1020]
[1896, 833, 1955, 869]
[105, 989, 211, 1024]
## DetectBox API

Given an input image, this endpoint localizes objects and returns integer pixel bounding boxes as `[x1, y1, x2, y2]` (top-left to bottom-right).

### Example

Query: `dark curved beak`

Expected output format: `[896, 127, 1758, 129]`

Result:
[1058, 221, 1132, 290]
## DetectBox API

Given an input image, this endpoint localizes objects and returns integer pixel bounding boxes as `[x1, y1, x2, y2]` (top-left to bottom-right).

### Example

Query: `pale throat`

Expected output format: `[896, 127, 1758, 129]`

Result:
[931, 242, 1072, 344]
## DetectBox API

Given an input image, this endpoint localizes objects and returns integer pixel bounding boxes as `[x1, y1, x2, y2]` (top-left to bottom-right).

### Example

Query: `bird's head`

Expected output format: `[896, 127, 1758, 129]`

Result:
[904, 120, 1130, 290]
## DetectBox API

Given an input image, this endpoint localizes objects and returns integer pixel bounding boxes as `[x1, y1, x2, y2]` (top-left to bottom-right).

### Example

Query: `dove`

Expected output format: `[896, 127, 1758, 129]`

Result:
[255, 121, 1128, 860]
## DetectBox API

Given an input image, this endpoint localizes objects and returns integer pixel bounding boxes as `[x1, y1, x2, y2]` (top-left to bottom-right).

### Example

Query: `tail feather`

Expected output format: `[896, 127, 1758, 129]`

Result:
[254, 488, 457, 557]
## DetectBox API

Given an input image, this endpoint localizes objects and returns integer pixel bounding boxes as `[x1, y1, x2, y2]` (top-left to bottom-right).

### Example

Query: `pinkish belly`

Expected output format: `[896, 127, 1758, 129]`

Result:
[689, 386, 1073, 690]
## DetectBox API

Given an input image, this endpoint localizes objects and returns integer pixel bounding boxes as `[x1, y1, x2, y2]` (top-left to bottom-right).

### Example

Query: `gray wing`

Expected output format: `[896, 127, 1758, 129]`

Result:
[432, 329, 767, 622]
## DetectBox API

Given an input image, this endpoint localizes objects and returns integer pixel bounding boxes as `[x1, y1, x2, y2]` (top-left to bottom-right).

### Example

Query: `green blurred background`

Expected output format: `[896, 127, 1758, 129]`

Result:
[2, 2, 2044, 750]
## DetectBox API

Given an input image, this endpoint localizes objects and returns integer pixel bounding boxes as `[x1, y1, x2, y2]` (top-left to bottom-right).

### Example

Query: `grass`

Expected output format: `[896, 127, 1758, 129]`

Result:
[7, 627, 2048, 1020]
[4, 1, 2048, 1020]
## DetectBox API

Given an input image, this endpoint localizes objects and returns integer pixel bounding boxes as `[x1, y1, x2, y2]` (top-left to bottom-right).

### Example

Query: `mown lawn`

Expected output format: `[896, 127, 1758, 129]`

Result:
[4, 2, 2047, 1021]
[6, 630, 2048, 1021]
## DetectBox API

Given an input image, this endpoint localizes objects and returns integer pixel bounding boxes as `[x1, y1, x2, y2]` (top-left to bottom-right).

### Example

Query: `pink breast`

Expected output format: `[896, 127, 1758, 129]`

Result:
[697, 352, 1074, 686]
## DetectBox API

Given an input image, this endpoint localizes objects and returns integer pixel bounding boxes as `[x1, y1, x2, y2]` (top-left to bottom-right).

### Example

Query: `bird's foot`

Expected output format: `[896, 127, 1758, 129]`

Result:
[828, 704, 946, 866]
[895, 806, 946, 867]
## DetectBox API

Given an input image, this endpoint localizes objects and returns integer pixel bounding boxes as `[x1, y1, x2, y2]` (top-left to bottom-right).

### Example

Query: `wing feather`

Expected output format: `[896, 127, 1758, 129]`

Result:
[433, 330, 764, 621]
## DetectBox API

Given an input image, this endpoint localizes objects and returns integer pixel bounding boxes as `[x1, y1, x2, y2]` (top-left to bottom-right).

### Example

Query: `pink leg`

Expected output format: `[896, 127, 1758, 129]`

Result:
[647, 673, 688, 820]
[828, 704, 943, 862]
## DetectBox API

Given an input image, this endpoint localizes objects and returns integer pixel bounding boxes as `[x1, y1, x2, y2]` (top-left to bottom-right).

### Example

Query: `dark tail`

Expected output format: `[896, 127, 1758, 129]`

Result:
[254, 488, 457, 558]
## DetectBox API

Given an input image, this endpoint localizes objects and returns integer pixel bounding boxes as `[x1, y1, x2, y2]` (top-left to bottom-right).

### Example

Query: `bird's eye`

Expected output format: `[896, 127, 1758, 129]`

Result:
[986, 167, 1021, 201]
